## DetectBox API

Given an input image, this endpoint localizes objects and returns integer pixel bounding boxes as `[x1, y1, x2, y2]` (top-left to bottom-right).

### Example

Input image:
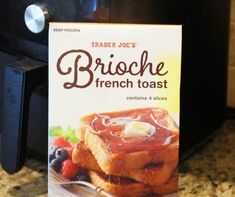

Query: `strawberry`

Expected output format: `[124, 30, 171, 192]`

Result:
[52, 136, 71, 148]
[61, 159, 80, 179]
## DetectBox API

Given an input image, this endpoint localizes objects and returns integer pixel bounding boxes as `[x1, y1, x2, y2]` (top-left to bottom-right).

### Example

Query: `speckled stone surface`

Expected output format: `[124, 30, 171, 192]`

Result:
[179, 120, 235, 197]
[0, 159, 47, 197]
[0, 120, 235, 196]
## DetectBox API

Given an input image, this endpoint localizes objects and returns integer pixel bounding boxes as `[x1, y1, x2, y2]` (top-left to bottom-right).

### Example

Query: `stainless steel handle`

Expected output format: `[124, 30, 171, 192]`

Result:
[24, 4, 49, 33]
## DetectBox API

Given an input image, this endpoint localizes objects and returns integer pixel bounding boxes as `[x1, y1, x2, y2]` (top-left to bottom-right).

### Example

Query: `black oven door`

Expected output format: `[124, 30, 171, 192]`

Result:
[0, 51, 47, 173]
[0, 0, 167, 174]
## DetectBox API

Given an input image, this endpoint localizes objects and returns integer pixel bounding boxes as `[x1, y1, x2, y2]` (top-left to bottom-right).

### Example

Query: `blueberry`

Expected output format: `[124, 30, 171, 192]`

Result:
[49, 147, 59, 163]
[74, 171, 90, 182]
[55, 148, 68, 161]
[50, 158, 62, 172]
[49, 154, 55, 163]
[49, 147, 59, 156]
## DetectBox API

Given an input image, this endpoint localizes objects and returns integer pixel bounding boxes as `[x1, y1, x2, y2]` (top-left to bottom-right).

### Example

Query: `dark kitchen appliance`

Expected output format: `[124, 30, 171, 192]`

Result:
[0, 0, 231, 174]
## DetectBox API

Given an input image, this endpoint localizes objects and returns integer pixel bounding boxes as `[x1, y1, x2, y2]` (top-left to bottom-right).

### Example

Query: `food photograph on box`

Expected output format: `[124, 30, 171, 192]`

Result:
[48, 23, 181, 197]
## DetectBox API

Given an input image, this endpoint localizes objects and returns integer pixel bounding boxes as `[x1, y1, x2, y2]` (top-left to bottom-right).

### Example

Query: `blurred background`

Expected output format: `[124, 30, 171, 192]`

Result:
[228, 0, 235, 108]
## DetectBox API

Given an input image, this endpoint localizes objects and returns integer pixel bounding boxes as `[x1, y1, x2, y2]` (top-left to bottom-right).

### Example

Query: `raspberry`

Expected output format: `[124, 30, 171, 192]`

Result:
[52, 136, 71, 148]
[61, 160, 80, 179]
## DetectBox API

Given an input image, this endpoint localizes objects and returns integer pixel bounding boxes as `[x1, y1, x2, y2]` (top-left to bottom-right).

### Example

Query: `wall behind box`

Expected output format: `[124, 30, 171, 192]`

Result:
[228, 0, 235, 107]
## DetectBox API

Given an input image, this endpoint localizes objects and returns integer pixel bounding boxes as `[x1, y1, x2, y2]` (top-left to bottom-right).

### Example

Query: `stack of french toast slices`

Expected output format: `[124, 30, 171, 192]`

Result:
[72, 108, 179, 197]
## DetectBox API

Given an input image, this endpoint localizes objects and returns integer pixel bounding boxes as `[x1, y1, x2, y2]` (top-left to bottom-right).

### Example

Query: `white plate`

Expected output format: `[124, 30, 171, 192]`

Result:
[49, 182, 178, 197]
[49, 182, 95, 197]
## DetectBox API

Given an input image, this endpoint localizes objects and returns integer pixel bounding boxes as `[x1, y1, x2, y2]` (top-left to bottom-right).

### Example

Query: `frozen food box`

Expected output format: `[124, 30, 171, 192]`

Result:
[48, 23, 181, 197]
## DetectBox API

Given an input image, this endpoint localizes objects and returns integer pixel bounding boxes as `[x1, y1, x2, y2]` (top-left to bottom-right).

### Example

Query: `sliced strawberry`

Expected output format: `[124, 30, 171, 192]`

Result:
[52, 136, 71, 148]
[61, 159, 80, 179]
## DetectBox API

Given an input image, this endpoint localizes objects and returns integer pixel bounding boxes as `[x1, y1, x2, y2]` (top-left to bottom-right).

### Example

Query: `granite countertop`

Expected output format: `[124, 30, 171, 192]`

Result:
[179, 120, 235, 197]
[0, 159, 47, 197]
[0, 120, 235, 197]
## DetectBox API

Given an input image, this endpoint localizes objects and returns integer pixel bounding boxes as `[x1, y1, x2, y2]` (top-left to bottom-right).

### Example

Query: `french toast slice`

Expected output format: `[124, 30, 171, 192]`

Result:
[153, 174, 178, 195]
[76, 108, 179, 185]
[89, 171, 178, 197]
[72, 142, 103, 172]
[72, 142, 178, 186]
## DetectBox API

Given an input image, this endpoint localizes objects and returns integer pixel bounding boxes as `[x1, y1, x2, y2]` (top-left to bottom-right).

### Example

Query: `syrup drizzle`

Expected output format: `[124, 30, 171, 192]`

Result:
[90, 109, 178, 154]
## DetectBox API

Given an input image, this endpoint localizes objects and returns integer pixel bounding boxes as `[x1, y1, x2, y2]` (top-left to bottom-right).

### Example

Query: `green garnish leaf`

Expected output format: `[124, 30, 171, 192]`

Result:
[50, 126, 63, 136]
[64, 126, 80, 143]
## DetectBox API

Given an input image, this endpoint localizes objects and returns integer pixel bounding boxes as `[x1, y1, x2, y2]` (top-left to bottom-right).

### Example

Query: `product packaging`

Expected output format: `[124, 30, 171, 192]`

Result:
[48, 23, 181, 197]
